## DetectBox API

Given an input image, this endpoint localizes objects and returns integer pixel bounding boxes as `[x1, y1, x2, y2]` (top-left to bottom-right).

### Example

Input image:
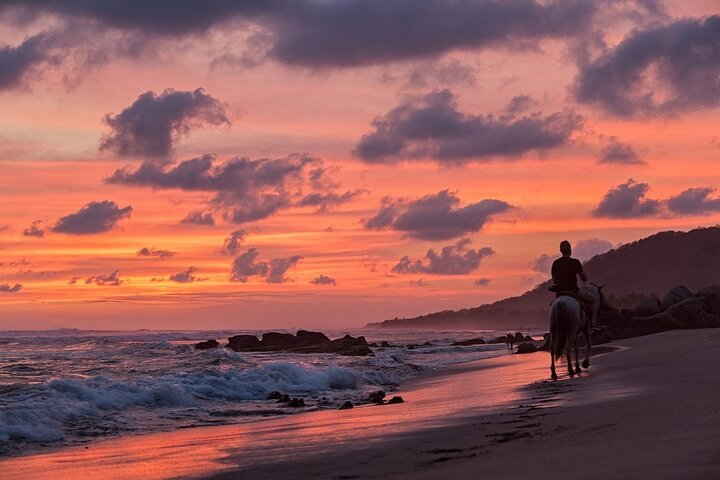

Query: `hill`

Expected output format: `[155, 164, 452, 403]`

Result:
[366, 226, 720, 329]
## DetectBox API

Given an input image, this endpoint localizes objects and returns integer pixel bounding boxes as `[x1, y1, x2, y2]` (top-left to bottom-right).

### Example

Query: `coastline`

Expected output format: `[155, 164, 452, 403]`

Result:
[2, 329, 718, 479]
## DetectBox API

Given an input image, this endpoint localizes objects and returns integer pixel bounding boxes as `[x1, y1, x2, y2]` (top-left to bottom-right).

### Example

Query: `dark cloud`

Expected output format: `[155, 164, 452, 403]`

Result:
[52, 200, 132, 235]
[22, 220, 45, 238]
[474, 277, 491, 287]
[364, 190, 512, 240]
[592, 179, 661, 218]
[533, 238, 614, 274]
[169, 267, 205, 283]
[85, 270, 122, 286]
[100, 88, 229, 158]
[392, 238, 494, 275]
[0, 33, 50, 90]
[297, 190, 368, 212]
[180, 210, 215, 226]
[310, 274, 336, 286]
[505, 95, 536, 116]
[667, 187, 720, 215]
[598, 138, 643, 164]
[108, 154, 358, 224]
[574, 16, 720, 117]
[136, 247, 174, 257]
[354, 90, 582, 164]
[221, 229, 247, 255]
[230, 247, 302, 284]
[0, 283, 22, 293]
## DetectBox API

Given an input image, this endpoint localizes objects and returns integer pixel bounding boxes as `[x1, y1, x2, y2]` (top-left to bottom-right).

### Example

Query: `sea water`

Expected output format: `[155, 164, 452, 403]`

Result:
[0, 328, 533, 457]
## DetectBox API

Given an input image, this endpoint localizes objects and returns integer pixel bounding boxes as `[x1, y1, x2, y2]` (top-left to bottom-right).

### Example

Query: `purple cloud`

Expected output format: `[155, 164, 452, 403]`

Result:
[85, 270, 122, 286]
[592, 179, 661, 218]
[23, 220, 45, 238]
[52, 201, 132, 235]
[364, 190, 512, 240]
[136, 247, 175, 258]
[667, 187, 720, 215]
[169, 267, 205, 283]
[354, 90, 582, 163]
[599, 138, 644, 164]
[230, 248, 302, 284]
[310, 274, 336, 286]
[100, 88, 229, 158]
[0, 283, 22, 293]
[180, 210, 215, 226]
[392, 238, 494, 275]
[221, 229, 248, 255]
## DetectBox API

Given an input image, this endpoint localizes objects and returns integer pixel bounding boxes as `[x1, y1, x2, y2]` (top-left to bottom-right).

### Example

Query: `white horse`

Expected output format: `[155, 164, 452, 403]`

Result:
[549, 283, 604, 380]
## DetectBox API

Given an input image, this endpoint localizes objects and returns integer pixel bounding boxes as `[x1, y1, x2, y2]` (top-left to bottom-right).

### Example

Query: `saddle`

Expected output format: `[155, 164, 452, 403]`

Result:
[549, 288, 593, 320]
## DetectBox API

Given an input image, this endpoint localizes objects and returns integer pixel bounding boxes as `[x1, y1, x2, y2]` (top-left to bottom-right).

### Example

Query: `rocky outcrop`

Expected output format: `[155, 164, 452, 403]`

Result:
[366, 391, 385, 404]
[194, 339, 220, 350]
[387, 396, 404, 404]
[226, 330, 373, 356]
[660, 285, 694, 310]
[451, 337, 485, 346]
[515, 343, 538, 354]
[339, 401, 354, 410]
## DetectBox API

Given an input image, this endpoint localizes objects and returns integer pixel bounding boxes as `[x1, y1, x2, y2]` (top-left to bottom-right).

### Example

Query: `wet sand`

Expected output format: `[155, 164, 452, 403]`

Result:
[2, 329, 719, 479]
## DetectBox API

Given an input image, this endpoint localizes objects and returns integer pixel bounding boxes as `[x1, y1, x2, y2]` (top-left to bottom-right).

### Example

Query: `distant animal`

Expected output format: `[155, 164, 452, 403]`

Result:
[548, 283, 605, 380]
[506, 332, 514, 349]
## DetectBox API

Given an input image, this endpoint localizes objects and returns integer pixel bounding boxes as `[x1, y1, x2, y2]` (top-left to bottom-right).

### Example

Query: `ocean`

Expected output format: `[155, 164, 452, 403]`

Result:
[0, 328, 537, 457]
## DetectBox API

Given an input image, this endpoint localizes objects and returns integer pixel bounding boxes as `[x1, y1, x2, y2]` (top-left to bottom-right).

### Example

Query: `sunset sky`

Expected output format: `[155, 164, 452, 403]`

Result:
[1, 0, 719, 330]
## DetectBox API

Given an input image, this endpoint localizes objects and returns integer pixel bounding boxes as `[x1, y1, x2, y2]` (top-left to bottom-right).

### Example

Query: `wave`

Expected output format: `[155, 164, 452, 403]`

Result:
[0, 362, 360, 444]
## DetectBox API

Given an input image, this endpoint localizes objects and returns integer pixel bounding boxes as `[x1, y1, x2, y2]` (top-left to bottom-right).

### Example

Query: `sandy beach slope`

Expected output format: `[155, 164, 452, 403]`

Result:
[1, 329, 718, 479]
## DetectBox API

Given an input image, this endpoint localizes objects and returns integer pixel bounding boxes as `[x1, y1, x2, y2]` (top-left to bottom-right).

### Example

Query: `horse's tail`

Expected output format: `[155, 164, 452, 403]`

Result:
[553, 301, 571, 361]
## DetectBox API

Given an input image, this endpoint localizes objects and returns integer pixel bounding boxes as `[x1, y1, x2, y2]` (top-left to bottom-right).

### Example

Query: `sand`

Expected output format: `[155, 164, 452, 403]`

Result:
[2, 329, 719, 479]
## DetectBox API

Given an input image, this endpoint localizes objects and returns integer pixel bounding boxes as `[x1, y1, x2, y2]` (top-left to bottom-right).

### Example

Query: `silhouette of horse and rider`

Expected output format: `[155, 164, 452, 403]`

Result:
[547, 240, 604, 380]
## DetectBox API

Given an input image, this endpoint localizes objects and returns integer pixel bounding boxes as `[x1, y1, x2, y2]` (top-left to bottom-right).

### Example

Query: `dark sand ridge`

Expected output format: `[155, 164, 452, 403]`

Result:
[1, 329, 718, 479]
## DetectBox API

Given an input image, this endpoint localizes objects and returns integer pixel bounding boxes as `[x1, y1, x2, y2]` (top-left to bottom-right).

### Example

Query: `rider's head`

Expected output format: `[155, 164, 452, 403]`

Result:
[560, 240, 571, 256]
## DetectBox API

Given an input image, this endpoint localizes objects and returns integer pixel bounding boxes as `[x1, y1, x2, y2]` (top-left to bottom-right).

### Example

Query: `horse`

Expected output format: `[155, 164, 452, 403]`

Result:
[548, 283, 605, 380]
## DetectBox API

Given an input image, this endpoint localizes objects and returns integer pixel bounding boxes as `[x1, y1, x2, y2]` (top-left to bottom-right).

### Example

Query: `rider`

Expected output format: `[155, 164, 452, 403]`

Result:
[549, 240, 587, 297]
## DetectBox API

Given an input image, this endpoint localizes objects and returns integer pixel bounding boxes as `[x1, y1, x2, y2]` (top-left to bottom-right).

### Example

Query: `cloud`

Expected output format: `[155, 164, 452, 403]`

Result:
[107, 154, 358, 224]
[533, 238, 614, 273]
[85, 270, 122, 286]
[230, 248, 302, 284]
[23, 220, 45, 238]
[574, 16, 720, 117]
[0, 33, 50, 90]
[180, 210, 215, 226]
[136, 247, 174, 258]
[0, 283, 22, 293]
[364, 190, 512, 240]
[505, 95, 536, 116]
[354, 90, 582, 164]
[392, 238, 494, 275]
[598, 138, 644, 164]
[474, 278, 491, 287]
[310, 274, 336, 286]
[221, 229, 247, 255]
[100, 88, 228, 158]
[169, 267, 205, 283]
[52, 200, 132, 235]
[666, 187, 720, 215]
[592, 179, 661, 218]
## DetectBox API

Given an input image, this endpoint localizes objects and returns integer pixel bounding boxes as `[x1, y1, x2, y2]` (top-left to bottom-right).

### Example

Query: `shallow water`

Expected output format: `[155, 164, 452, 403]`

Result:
[0, 328, 533, 457]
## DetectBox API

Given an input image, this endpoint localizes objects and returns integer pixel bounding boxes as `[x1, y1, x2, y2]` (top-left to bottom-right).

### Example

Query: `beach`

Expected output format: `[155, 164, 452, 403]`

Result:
[2, 328, 718, 479]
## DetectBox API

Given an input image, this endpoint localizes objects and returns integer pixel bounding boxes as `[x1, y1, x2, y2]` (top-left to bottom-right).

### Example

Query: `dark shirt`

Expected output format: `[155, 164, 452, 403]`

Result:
[551, 256, 584, 294]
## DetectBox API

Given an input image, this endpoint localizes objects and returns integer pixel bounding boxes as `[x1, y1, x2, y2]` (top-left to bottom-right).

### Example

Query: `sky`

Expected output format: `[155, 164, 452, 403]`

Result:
[0, 0, 719, 330]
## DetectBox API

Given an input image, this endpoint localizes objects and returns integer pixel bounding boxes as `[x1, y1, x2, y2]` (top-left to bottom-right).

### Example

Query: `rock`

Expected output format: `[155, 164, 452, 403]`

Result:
[628, 312, 680, 337]
[339, 401, 354, 410]
[630, 295, 662, 317]
[380, 341, 394, 348]
[296, 330, 330, 344]
[513, 332, 525, 342]
[287, 397, 305, 407]
[368, 343, 379, 347]
[523, 335, 534, 341]
[227, 334, 260, 351]
[660, 285, 694, 310]
[330, 335, 372, 356]
[667, 297, 720, 328]
[515, 343, 538, 354]
[492, 335, 507, 344]
[387, 396, 404, 404]
[194, 339, 220, 350]
[538, 333, 551, 351]
[276, 394, 291, 403]
[261, 332, 299, 348]
[267, 391, 283, 400]
[366, 390, 385, 404]
[697, 286, 720, 315]
[451, 337, 485, 346]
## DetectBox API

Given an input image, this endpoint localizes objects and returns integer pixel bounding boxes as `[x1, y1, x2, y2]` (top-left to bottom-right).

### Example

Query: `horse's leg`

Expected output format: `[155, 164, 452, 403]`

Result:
[550, 335, 557, 380]
[574, 333, 581, 372]
[583, 320, 591, 369]
[566, 341, 574, 377]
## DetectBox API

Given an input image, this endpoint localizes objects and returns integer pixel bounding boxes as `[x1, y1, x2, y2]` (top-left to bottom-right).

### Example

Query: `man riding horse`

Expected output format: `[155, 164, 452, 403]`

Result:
[547, 240, 601, 380]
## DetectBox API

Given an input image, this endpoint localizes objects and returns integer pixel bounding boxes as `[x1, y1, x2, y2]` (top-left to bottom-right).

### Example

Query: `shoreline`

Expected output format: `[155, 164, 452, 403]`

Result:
[1, 329, 718, 479]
